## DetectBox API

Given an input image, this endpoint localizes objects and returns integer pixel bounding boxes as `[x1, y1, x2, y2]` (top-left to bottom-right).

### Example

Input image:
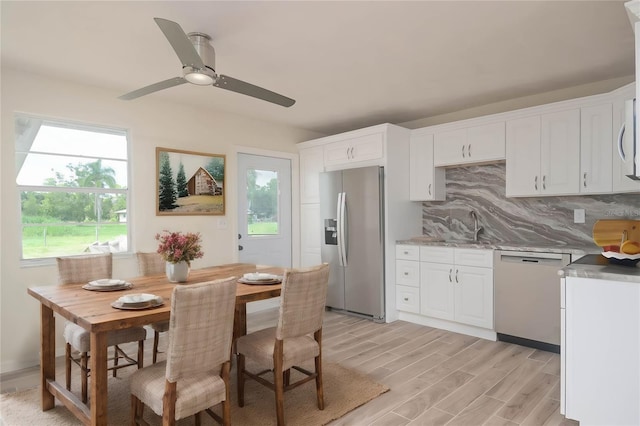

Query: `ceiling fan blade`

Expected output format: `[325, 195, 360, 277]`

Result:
[119, 77, 187, 100]
[215, 75, 295, 107]
[154, 17, 205, 69]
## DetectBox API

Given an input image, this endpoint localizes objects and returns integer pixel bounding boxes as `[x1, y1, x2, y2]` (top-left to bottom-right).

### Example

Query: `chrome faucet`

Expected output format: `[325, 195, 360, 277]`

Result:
[470, 210, 484, 242]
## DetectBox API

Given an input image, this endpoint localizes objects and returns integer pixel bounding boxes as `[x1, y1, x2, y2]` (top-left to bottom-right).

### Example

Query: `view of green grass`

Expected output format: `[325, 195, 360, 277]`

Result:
[22, 223, 127, 259]
[248, 221, 278, 235]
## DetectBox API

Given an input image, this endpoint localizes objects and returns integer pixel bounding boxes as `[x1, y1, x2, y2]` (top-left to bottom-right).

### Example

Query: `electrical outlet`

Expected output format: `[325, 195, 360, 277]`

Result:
[217, 218, 228, 229]
[574, 209, 585, 224]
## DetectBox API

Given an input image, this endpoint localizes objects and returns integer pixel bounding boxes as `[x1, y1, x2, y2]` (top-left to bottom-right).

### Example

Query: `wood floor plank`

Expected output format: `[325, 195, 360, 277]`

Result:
[392, 370, 475, 420]
[408, 407, 454, 425]
[522, 397, 561, 426]
[542, 354, 561, 376]
[528, 349, 554, 363]
[495, 372, 560, 423]
[370, 412, 411, 426]
[341, 336, 411, 369]
[459, 341, 511, 375]
[445, 395, 504, 426]
[490, 344, 535, 372]
[417, 346, 481, 387]
[435, 367, 510, 415]
[485, 358, 546, 402]
[483, 415, 519, 426]
[387, 328, 448, 355]
[383, 353, 450, 389]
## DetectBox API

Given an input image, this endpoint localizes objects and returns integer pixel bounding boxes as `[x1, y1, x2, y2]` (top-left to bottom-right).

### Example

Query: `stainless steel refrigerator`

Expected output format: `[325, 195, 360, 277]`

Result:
[320, 166, 385, 321]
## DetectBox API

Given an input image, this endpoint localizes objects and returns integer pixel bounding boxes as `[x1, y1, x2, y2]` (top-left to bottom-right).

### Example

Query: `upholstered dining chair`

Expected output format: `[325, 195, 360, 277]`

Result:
[236, 263, 330, 426]
[136, 251, 169, 363]
[57, 253, 146, 404]
[130, 276, 237, 426]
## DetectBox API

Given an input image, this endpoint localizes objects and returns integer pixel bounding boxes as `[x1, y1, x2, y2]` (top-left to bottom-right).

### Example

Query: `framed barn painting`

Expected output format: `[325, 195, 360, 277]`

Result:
[156, 147, 225, 216]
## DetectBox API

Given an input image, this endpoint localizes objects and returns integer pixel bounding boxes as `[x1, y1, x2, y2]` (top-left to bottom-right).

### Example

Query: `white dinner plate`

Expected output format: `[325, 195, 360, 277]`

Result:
[88, 278, 127, 287]
[601, 251, 640, 261]
[242, 273, 279, 282]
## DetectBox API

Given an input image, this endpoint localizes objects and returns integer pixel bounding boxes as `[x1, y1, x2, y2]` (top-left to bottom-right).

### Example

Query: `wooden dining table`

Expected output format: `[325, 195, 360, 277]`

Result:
[27, 262, 283, 426]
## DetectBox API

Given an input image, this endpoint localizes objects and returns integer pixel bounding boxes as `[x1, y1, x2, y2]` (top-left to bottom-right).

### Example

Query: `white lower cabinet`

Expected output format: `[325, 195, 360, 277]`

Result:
[563, 276, 639, 425]
[396, 244, 494, 334]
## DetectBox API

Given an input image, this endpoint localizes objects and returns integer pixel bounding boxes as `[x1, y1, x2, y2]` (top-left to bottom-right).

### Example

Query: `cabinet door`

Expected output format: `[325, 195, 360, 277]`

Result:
[580, 104, 613, 194]
[612, 99, 640, 192]
[467, 122, 506, 163]
[434, 129, 467, 166]
[453, 265, 493, 329]
[506, 116, 541, 197]
[409, 133, 445, 201]
[300, 203, 321, 267]
[420, 262, 455, 321]
[299, 146, 324, 204]
[323, 132, 384, 167]
[540, 109, 580, 195]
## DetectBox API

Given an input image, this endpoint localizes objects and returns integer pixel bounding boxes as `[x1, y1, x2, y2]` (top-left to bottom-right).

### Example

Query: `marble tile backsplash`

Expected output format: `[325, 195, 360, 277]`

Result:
[421, 163, 640, 248]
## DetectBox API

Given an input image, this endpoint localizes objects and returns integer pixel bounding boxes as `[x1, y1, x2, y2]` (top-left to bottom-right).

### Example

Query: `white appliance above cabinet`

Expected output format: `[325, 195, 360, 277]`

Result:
[434, 122, 505, 167]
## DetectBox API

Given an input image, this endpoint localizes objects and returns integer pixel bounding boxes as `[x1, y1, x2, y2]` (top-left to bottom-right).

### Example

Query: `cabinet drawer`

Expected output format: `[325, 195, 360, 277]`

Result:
[396, 260, 419, 287]
[396, 285, 420, 313]
[454, 248, 493, 268]
[420, 246, 455, 264]
[396, 244, 419, 261]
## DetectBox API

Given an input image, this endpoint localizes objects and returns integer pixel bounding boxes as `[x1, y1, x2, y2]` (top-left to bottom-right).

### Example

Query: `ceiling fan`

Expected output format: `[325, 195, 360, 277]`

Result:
[119, 18, 295, 107]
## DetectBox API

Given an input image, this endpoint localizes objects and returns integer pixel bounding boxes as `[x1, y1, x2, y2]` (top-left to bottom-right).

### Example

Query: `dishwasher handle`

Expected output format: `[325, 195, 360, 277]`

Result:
[498, 251, 569, 267]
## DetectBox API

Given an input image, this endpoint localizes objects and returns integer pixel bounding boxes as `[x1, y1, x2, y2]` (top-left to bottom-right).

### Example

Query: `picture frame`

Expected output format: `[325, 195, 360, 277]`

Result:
[156, 147, 225, 216]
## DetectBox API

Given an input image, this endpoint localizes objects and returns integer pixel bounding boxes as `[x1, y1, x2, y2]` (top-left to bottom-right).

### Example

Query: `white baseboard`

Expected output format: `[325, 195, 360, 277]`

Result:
[397, 312, 497, 341]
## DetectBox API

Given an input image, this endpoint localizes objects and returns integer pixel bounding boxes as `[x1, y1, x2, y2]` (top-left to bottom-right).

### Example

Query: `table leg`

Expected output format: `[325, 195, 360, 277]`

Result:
[233, 303, 247, 353]
[40, 304, 55, 410]
[89, 331, 108, 426]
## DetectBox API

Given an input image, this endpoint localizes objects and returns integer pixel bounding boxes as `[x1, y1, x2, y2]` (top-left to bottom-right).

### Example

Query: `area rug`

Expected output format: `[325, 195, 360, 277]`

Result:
[0, 362, 388, 425]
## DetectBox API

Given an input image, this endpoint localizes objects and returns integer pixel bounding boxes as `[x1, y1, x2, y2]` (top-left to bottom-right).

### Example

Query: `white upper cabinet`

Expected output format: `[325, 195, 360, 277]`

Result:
[434, 122, 505, 167]
[506, 110, 580, 197]
[409, 133, 445, 201]
[299, 146, 324, 204]
[506, 116, 542, 196]
[580, 104, 613, 194]
[323, 132, 384, 168]
[541, 109, 580, 195]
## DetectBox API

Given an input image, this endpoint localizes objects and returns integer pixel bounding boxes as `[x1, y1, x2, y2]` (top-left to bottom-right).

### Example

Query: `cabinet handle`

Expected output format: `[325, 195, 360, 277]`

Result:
[583, 172, 587, 188]
[351, 147, 355, 159]
[428, 183, 432, 196]
[404, 272, 409, 276]
[542, 175, 546, 190]
[468, 144, 471, 157]
[448, 269, 452, 282]
[534, 176, 538, 191]
[455, 269, 459, 283]
[403, 251, 409, 255]
[461, 145, 466, 158]
[403, 297, 409, 302]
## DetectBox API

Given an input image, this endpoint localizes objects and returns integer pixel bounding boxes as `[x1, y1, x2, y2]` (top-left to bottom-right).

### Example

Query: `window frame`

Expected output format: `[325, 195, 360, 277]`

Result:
[15, 114, 132, 264]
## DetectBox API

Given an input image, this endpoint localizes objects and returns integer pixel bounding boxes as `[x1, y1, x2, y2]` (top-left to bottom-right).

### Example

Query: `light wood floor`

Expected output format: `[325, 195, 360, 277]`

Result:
[1, 309, 577, 426]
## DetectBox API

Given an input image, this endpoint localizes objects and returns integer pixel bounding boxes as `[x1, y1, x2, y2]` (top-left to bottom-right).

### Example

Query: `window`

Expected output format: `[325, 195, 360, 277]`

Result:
[246, 169, 279, 236]
[15, 115, 129, 260]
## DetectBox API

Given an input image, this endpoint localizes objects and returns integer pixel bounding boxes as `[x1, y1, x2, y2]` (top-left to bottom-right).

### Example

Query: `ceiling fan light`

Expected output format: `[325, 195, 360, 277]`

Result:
[185, 71, 214, 86]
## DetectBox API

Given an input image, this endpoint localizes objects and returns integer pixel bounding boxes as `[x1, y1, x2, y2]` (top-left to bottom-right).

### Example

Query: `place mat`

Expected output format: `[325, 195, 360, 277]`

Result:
[83, 282, 133, 292]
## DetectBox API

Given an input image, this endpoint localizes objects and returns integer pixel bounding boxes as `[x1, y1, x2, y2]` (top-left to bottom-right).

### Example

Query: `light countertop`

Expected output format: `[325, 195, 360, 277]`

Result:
[396, 237, 597, 256]
[560, 254, 640, 283]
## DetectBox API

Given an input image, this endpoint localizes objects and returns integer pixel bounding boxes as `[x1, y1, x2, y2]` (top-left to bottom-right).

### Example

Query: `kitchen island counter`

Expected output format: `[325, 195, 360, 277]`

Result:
[560, 253, 640, 283]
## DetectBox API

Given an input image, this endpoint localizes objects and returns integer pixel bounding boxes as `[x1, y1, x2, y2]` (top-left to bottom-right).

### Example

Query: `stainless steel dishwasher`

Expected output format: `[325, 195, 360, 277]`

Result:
[494, 250, 570, 353]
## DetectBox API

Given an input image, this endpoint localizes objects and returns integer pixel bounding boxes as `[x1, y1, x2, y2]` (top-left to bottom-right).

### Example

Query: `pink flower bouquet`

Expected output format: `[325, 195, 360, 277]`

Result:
[155, 230, 204, 266]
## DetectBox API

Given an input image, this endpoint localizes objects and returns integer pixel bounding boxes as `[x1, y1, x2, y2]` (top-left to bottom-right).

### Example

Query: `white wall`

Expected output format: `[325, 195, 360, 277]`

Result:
[0, 67, 321, 373]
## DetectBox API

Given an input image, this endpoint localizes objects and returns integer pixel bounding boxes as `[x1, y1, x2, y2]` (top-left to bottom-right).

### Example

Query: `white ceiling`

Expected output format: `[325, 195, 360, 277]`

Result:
[1, 1, 635, 135]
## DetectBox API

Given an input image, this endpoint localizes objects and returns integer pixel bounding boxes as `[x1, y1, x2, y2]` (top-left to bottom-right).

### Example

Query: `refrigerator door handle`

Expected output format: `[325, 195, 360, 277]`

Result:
[336, 192, 344, 267]
[339, 191, 348, 267]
